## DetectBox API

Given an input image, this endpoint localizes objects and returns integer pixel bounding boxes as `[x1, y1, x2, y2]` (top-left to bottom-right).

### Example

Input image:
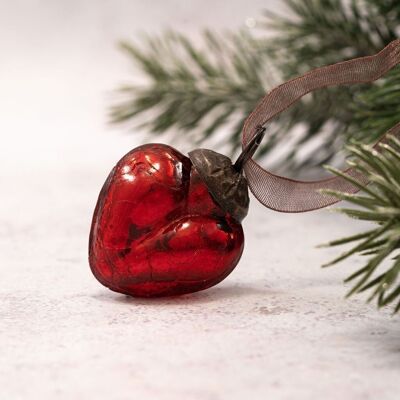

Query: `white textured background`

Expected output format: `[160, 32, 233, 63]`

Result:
[1, 1, 399, 399]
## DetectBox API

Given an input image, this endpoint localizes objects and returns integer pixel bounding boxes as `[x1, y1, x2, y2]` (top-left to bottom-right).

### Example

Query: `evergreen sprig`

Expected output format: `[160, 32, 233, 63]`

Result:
[111, 0, 399, 171]
[351, 67, 400, 144]
[264, 0, 397, 75]
[320, 136, 400, 312]
[262, 0, 399, 166]
[110, 30, 270, 154]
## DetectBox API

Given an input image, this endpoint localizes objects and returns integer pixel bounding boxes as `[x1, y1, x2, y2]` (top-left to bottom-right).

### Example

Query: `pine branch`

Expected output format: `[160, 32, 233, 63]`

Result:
[110, 30, 270, 153]
[320, 136, 400, 313]
[263, 0, 397, 74]
[260, 0, 399, 169]
[351, 67, 400, 144]
[111, 0, 400, 172]
[111, 0, 400, 170]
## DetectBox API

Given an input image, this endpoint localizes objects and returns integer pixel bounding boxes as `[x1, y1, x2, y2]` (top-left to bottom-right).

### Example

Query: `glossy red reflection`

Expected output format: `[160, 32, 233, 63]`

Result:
[89, 143, 244, 297]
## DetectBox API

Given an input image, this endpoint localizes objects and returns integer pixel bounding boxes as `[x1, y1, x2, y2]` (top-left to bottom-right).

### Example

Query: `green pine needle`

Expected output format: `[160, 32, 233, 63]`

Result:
[320, 136, 400, 312]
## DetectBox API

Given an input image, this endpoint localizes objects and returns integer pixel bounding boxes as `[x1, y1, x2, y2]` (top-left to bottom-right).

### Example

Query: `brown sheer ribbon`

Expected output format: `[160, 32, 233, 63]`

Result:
[242, 39, 400, 212]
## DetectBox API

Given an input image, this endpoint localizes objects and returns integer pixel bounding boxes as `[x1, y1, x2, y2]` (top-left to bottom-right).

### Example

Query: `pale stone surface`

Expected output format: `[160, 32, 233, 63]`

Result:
[1, 166, 399, 400]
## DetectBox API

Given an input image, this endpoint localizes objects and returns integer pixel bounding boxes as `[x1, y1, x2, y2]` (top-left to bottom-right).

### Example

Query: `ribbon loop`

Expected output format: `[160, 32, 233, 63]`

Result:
[242, 39, 400, 212]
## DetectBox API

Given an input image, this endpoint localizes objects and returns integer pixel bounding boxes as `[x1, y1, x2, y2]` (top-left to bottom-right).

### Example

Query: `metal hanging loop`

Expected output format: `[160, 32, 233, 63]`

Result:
[234, 125, 266, 173]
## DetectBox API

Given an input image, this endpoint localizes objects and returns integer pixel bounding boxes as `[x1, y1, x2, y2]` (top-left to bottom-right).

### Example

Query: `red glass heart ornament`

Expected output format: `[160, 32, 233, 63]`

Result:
[88, 41, 400, 299]
[89, 143, 248, 297]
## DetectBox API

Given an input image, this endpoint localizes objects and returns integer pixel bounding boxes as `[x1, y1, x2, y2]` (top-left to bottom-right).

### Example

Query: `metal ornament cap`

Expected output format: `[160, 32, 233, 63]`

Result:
[188, 148, 249, 223]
